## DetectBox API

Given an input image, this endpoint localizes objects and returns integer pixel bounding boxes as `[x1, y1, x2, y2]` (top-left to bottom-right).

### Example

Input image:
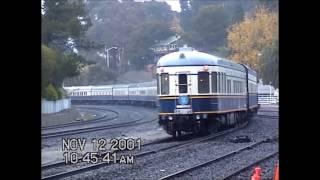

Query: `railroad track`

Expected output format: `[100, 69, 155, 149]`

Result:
[256, 114, 279, 119]
[41, 136, 172, 170]
[222, 151, 278, 180]
[158, 138, 274, 180]
[42, 121, 250, 180]
[41, 107, 118, 130]
[41, 114, 156, 139]
[258, 110, 278, 113]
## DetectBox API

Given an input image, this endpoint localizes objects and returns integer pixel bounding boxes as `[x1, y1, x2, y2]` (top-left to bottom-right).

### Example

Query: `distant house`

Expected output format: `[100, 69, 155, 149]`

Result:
[150, 35, 183, 63]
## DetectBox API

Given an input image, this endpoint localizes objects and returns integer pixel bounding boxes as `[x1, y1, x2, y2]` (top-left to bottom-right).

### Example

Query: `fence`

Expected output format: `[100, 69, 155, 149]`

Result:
[258, 94, 278, 105]
[41, 98, 71, 114]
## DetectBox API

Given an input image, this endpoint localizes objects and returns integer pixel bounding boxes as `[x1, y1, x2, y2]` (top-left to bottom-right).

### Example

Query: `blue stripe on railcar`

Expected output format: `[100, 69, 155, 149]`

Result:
[249, 94, 258, 108]
[129, 95, 158, 102]
[91, 95, 113, 100]
[113, 95, 129, 101]
[159, 99, 176, 113]
[159, 96, 247, 113]
[71, 95, 113, 101]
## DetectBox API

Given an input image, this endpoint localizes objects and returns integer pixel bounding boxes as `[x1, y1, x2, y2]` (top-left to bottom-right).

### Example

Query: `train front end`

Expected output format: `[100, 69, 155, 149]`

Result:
[156, 49, 218, 137]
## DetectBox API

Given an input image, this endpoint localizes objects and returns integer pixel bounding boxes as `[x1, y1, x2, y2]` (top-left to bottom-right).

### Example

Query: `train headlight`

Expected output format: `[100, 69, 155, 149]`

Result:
[202, 114, 208, 119]
[203, 65, 209, 71]
[196, 115, 201, 120]
[168, 116, 173, 121]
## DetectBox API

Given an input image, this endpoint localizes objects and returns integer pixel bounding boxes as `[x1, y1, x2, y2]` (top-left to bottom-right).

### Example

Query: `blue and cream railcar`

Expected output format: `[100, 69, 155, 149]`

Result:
[65, 86, 93, 102]
[156, 49, 258, 137]
[112, 85, 130, 103]
[129, 86, 157, 102]
[90, 85, 113, 101]
[247, 68, 258, 110]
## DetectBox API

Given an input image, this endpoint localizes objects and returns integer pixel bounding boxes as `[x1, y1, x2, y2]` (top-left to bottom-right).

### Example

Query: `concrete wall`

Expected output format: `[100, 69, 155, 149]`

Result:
[41, 98, 71, 114]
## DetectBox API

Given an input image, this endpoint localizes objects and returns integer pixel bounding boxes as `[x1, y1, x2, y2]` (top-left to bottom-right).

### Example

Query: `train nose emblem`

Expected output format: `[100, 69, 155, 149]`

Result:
[178, 95, 189, 105]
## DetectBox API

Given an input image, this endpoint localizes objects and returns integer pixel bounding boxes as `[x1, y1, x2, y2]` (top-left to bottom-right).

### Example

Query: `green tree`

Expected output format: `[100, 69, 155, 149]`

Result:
[126, 21, 174, 69]
[179, 0, 245, 52]
[42, 44, 87, 99]
[87, 65, 118, 85]
[42, 0, 91, 48]
[260, 38, 278, 88]
[230, 0, 245, 24]
[42, 45, 57, 94]
[179, 0, 193, 32]
[51, 53, 86, 87]
[43, 84, 59, 101]
[189, 5, 229, 49]
[42, 0, 92, 99]
[227, 7, 278, 71]
[256, 0, 278, 12]
[85, 0, 174, 70]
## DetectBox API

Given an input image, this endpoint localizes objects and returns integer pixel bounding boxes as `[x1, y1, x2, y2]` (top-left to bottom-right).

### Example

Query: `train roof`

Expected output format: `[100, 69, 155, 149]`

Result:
[63, 81, 157, 90]
[156, 50, 245, 72]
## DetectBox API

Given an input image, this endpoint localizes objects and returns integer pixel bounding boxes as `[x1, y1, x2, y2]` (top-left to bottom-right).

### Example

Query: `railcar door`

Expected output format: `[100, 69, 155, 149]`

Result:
[174, 73, 192, 114]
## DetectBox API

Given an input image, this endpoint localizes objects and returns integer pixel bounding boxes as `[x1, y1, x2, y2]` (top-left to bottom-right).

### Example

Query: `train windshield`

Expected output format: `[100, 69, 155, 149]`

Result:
[161, 73, 169, 95]
[198, 72, 209, 93]
[178, 74, 188, 93]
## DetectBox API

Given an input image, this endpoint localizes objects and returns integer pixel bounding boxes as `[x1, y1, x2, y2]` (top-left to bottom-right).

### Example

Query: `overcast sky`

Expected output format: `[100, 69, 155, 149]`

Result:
[163, 0, 181, 12]
[135, 0, 181, 12]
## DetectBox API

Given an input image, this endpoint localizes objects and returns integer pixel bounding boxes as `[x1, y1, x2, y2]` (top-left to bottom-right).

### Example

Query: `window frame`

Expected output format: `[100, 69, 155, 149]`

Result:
[217, 72, 220, 93]
[156, 74, 160, 95]
[211, 72, 217, 93]
[178, 74, 188, 93]
[160, 73, 169, 95]
[198, 71, 210, 94]
[227, 79, 231, 94]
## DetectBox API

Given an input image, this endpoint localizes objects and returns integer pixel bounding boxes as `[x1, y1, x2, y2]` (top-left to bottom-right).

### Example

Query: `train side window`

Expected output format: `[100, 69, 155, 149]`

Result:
[211, 72, 217, 93]
[161, 73, 169, 95]
[223, 73, 226, 93]
[220, 73, 223, 93]
[217, 72, 220, 93]
[221, 73, 224, 93]
[237, 81, 239, 93]
[236, 81, 239, 93]
[227, 80, 231, 94]
[157, 74, 160, 94]
[198, 72, 209, 93]
[178, 74, 188, 93]
[241, 82, 243, 93]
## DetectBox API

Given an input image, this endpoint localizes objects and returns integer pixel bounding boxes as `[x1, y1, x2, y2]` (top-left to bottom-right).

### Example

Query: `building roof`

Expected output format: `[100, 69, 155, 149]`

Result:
[153, 35, 181, 47]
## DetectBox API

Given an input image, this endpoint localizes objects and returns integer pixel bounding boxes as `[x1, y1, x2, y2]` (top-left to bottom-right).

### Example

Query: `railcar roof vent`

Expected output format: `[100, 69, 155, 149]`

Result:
[179, 53, 186, 59]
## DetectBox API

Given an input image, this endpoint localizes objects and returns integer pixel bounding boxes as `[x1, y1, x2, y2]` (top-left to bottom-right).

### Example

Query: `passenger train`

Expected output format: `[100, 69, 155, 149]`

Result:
[64, 48, 259, 138]
[65, 81, 157, 106]
[156, 48, 258, 137]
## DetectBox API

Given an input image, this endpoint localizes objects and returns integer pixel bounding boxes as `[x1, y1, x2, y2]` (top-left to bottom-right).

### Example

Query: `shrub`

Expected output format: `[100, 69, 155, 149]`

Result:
[44, 84, 59, 101]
